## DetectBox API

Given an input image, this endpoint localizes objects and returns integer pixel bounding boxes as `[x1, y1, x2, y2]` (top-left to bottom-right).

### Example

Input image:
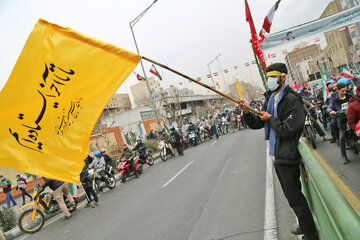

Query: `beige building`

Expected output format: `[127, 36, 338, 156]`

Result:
[105, 93, 131, 114]
[285, 44, 322, 83]
[130, 77, 162, 107]
[320, 0, 353, 74]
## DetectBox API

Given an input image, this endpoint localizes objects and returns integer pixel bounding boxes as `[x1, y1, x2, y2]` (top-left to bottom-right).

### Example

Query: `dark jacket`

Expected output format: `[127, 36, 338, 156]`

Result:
[327, 92, 352, 128]
[187, 125, 197, 132]
[1, 178, 12, 193]
[170, 130, 182, 143]
[244, 85, 305, 165]
[347, 94, 360, 131]
[133, 142, 146, 154]
[80, 165, 92, 189]
[119, 147, 134, 160]
[103, 154, 113, 166]
[41, 177, 64, 191]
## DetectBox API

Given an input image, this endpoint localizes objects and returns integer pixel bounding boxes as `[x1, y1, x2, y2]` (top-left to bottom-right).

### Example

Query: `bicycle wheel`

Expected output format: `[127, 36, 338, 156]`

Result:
[305, 125, 317, 149]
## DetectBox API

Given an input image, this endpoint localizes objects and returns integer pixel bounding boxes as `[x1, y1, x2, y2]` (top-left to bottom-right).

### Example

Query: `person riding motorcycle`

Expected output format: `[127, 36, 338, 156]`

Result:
[38, 177, 75, 220]
[132, 138, 147, 163]
[89, 151, 109, 183]
[100, 149, 113, 176]
[187, 122, 197, 132]
[159, 131, 175, 155]
[327, 82, 353, 164]
[118, 144, 138, 178]
[347, 83, 360, 136]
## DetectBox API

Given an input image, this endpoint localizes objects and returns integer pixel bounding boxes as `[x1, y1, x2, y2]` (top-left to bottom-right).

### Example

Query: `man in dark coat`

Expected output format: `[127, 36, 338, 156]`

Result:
[347, 83, 360, 133]
[80, 157, 99, 208]
[239, 63, 318, 240]
[170, 127, 184, 156]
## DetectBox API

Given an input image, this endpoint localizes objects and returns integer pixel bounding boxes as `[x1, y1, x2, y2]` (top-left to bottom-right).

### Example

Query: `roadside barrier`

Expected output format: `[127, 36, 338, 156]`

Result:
[298, 139, 360, 240]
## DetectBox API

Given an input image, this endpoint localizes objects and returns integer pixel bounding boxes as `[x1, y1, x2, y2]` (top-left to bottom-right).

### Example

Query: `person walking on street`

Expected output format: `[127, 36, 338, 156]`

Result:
[239, 63, 318, 240]
[0, 175, 17, 208]
[170, 127, 184, 156]
[209, 115, 219, 139]
[80, 157, 99, 208]
[39, 177, 76, 220]
[16, 175, 32, 205]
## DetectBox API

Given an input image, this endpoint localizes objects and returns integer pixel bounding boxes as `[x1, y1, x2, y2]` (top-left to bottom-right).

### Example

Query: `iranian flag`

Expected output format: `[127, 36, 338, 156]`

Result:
[349, 24, 356, 29]
[251, 60, 257, 65]
[170, 85, 174, 88]
[162, 117, 170, 134]
[22, 173, 29, 180]
[90, 131, 102, 139]
[133, 71, 145, 81]
[339, 27, 346, 32]
[213, 72, 218, 76]
[293, 45, 300, 50]
[271, 53, 276, 58]
[259, 0, 281, 41]
[341, 66, 354, 79]
[68, 183, 79, 199]
[196, 77, 202, 81]
[224, 69, 229, 73]
[315, 37, 320, 43]
[207, 74, 212, 78]
[245, 62, 250, 67]
[282, 49, 288, 54]
[150, 64, 162, 80]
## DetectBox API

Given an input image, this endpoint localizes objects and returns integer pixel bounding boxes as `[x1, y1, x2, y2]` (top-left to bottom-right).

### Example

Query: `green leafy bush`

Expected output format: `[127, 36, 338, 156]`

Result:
[0, 207, 17, 232]
[145, 140, 159, 154]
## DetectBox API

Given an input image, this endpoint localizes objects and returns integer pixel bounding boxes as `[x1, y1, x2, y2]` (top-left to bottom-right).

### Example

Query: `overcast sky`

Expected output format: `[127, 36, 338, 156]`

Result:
[0, 0, 332, 95]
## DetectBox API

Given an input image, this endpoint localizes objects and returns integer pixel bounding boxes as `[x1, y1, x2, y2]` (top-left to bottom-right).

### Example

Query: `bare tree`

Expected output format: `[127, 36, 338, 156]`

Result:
[160, 90, 183, 128]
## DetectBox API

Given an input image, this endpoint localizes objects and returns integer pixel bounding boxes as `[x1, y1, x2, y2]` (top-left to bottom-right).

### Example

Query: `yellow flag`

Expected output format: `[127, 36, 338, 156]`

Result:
[235, 79, 244, 101]
[0, 19, 141, 183]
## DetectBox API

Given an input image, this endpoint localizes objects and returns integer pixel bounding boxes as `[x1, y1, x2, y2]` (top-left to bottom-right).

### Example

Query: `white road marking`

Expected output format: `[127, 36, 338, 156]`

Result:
[162, 161, 194, 188]
[211, 140, 218, 145]
[264, 141, 278, 240]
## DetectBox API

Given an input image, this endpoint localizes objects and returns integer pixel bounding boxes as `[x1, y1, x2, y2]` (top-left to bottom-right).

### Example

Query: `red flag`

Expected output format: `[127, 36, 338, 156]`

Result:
[245, 0, 267, 70]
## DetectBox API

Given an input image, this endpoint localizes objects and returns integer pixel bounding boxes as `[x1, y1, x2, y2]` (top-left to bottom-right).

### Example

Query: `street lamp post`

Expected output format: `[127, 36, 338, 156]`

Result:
[129, 0, 162, 130]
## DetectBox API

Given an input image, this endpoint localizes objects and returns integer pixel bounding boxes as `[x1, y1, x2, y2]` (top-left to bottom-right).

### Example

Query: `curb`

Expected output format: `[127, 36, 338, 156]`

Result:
[5, 154, 161, 240]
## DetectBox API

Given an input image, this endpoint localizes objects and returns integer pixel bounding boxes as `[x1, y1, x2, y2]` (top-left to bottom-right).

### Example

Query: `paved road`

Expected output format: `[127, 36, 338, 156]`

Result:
[17, 130, 272, 240]
[308, 128, 360, 200]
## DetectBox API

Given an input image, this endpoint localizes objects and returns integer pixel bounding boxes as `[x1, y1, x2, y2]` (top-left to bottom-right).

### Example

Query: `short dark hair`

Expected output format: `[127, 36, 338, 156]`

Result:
[266, 63, 288, 74]
[337, 82, 346, 90]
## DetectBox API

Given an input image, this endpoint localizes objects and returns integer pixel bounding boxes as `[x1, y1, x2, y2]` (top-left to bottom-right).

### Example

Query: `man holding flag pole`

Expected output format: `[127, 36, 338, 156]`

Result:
[239, 63, 319, 240]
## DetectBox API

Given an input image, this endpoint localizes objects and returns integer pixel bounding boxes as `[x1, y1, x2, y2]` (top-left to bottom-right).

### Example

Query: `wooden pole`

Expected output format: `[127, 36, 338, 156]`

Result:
[141, 56, 261, 115]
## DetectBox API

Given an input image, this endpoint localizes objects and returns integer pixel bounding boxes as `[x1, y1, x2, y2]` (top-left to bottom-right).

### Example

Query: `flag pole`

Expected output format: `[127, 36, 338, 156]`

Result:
[142, 56, 261, 115]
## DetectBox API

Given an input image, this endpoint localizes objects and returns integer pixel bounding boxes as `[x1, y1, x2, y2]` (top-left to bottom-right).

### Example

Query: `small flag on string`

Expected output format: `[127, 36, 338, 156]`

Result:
[179, 82, 183, 85]
[196, 77, 202, 81]
[224, 69, 229, 73]
[282, 49, 288, 54]
[207, 74, 212, 78]
[251, 60, 257, 65]
[349, 24, 356, 29]
[234, 66, 238, 70]
[216, 82, 220, 87]
[245, 62, 250, 67]
[339, 27, 346, 32]
[213, 72, 218, 76]
[293, 45, 300, 50]
[134, 71, 145, 81]
[170, 85, 174, 88]
[211, 86, 215, 89]
[314, 37, 320, 43]
[270, 53, 276, 58]
[150, 64, 162, 80]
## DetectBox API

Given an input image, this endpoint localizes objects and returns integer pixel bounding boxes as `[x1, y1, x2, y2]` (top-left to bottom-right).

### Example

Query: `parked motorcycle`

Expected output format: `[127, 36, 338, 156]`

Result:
[158, 140, 175, 161]
[88, 167, 116, 193]
[117, 156, 143, 183]
[18, 190, 77, 234]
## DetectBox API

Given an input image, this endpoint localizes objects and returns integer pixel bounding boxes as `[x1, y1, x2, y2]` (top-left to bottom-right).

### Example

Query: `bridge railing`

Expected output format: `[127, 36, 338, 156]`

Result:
[298, 139, 360, 240]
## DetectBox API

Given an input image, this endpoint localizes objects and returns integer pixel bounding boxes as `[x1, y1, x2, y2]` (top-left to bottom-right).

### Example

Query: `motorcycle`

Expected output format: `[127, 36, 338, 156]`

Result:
[117, 156, 143, 183]
[158, 140, 175, 161]
[303, 108, 318, 149]
[88, 167, 116, 193]
[332, 110, 360, 154]
[136, 149, 154, 166]
[187, 130, 200, 146]
[18, 190, 77, 234]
